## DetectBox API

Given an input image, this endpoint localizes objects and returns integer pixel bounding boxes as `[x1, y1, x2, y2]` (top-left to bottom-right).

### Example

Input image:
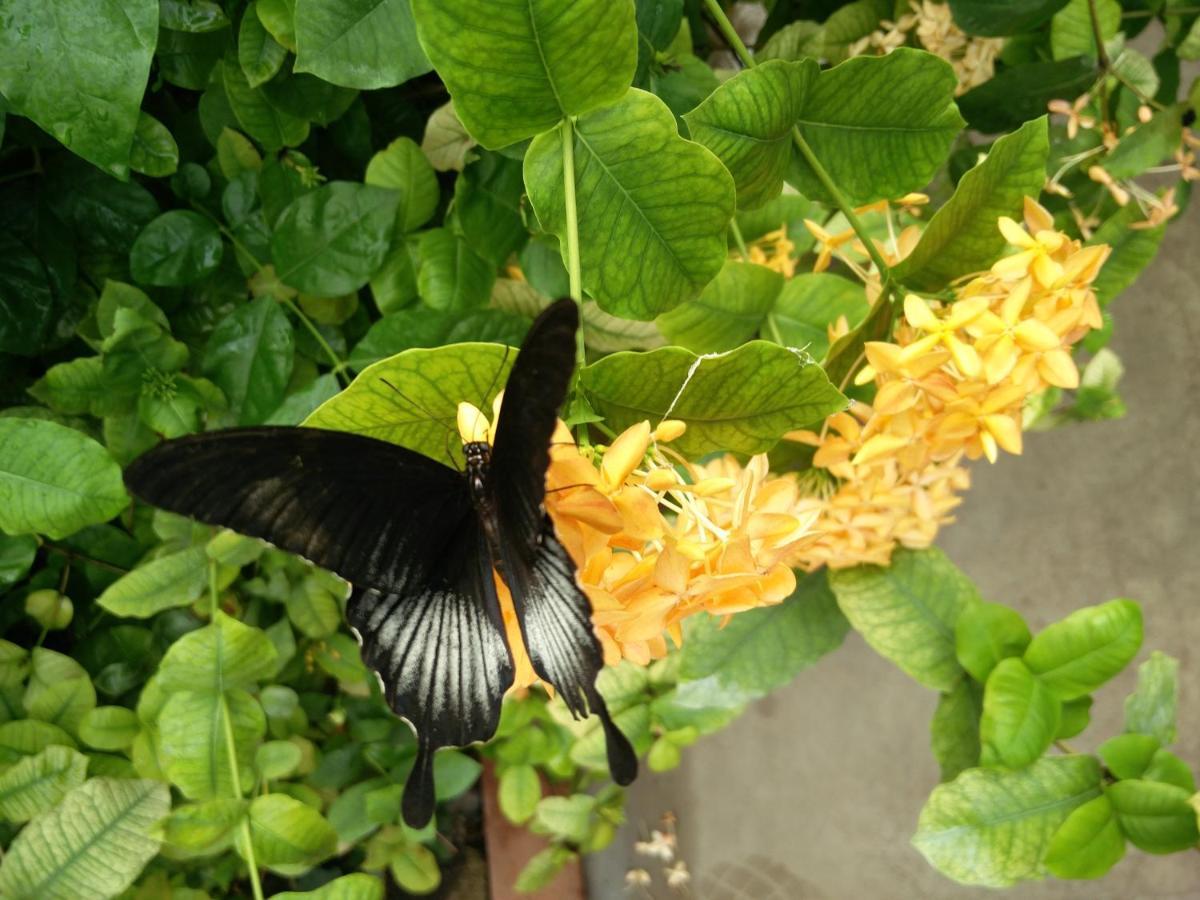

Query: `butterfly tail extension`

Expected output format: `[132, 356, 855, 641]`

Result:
[402, 738, 437, 828]
[508, 517, 639, 787]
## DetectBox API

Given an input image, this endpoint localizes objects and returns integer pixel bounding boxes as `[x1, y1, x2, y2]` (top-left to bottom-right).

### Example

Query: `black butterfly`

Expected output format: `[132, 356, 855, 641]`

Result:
[125, 298, 637, 826]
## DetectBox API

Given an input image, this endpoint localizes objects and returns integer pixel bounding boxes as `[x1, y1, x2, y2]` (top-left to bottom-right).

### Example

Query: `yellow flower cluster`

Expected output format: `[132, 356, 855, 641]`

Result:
[848, 1, 1004, 94]
[458, 399, 820, 675]
[785, 198, 1108, 569]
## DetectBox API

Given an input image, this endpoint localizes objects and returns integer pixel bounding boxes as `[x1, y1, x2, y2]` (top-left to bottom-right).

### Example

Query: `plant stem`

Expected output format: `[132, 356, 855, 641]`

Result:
[281, 297, 349, 387]
[729, 218, 750, 259]
[560, 118, 585, 353]
[702, 0, 893, 281]
[41, 542, 129, 574]
[1087, 0, 1112, 129]
[211, 563, 265, 900]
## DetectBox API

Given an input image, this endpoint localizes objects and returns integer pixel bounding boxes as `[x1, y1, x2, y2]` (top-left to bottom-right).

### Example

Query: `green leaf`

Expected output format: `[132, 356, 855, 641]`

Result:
[1098, 732, 1160, 780]
[1057, 696, 1092, 739]
[261, 69, 358, 128]
[411, 0, 636, 147]
[222, 56, 310, 151]
[272, 182, 399, 295]
[768, 273, 868, 360]
[1108, 779, 1200, 853]
[957, 57, 1097, 133]
[0, 534, 37, 588]
[1044, 793, 1125, 879]
[979, 658, 1061, 768]
[257, 0, 297, 50]
[286, 579, 342, 638]
[498, 764, 541, 824]
[159, 688, 265, 800]
[246, 793, 337, 874]
[157, 610, 279, 693]
[656, 262, 784, 353]
[1022, 599, 1143, 700]
[163, 797, 248, 855]
[130, 112, 180, 178]
[130, 211, 224, 287]
[675, 569, 849, 708]
[416, 228, 495, 313]
[912, 755, 1103, 887]
[239, 2, 288, 88]
[531, 794, 595, 844]
[931, 677, 983, 782]
[0, 0, 158, 178]
[514, 846, 576, 893]
[161, 0, 229, 31]
[388, 842, 440, 894]
[525, 88, 735, 320]
[293, 0, 429, 89]
[0, 720, 76, 767]
[1087, 203, 1166, 306]
[272, 874, 385, 900]
[821, 0, 890, 62]
[581, 341, 845, 457]
[0, 777, 169, 899]
[421, 100, 478, 172]
[948, 0, 1070, 35]
[758, 19, 825, 63]
[788, 49, 963, 206]
[1104, 105, 1185, 179]
[0, 419, 128, 539]
[1181, 16, 1200, 59]
[365, 137, 440, 233]
[78, 706, 140, 752]
[829, 548, 981, 691]
[1051, 0, 1120, 59]
[1143, 749, 1195, 792]
[895, 118, 1050, 291]
[202, 297, 295, 425]
[0, 745, 88, 823]
[684, 60, 816, 209]
[97, 545, 210, 618]
[955, 600, 1032, 683]
[350, 309, 528, 372]
[256, 739, 303, 780]
[27, 677, 96, 737]
[433, 749, 482, 800]
[1124, 650, 1179, 746]
[304, 343, 512, 468]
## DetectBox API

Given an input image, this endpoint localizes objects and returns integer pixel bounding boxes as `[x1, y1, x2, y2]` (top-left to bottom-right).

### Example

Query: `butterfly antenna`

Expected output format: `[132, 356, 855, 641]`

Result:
[378, 377, 456, 438]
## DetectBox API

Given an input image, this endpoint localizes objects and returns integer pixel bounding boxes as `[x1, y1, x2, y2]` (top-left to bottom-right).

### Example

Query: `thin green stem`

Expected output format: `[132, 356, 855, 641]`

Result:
[729, 218, 750, 259]
[702, 0, 755, 68]
[561, 116, 591, 447]
[764, 313, 785, 345]
[211, 563, 264, 900]
[41, 542, 129, 574]
[1087, 0, 1113, 129]
[701, 0, 892, 281]
[281, 297, 349, 388]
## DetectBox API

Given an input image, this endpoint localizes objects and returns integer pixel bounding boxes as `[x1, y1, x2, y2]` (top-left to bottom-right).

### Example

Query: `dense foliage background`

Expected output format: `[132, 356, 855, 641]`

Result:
[0, 0, 1197, 897]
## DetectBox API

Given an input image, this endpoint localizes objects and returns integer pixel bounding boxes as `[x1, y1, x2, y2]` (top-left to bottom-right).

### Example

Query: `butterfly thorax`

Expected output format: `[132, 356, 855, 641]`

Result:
[463, 440, 502, 558]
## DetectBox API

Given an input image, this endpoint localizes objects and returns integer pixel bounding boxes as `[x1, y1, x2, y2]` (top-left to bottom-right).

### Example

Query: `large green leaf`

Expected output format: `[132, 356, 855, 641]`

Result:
[1124, 651, 1179, 746]
[245, 793, 338, 874]
[1050, 0, 1120, 59]
[158, 688, 265, 800]
[239, 2, 288, 88]
[787, 49, 963, 206]
[0, 745, 88, 823]
[130, 211, 224, 287]
[0, 0, 157, 177]
[0, 534, 38, 589]
[524, 88, 736, 320]
[0, 419, 128, 539]
[0, 777, 169, 899]
[1088, 203, 1166, 306]
[683, 60, 816, 210]
[949, 0, 1070, 35]
[895, 118, 1050, 291]
[273, 874, 385, 899]
[0, 720, 76, 767]
[1107, 779, 1200, 853]
[26, 676, 96, 737]
[365, 137, 440, 233]
[912, 755, 1103, 887]
[954, 600, 1032, 683]
[416, 228, 494, 313]
[580, 341, 846, 457]
[957, 57, 1097, 133]
[674, 569, 848, 708]
[78, 706, 140, 752]
[931, 676, 983, 782]
[979, 658, 1061, 768]
[202, 297, 295, 425]
[769, 273, 868, 360]
[157, 610, 279, 693]
[1044, 794, 1125, 879]
[829, 548, 980, 691]
[656, 261, 784, 353]
[272, 183, 399, 295]
[294, 0, 431, 89]
[411, 0, 636, 148]
[163, 797, 248, 856]
[305, 343, 512, 468]
[1022, 599, 1143, 700]
[221, 56, 310, 151]
[97, 545, 210, 618]
[349, 309, 528, 372]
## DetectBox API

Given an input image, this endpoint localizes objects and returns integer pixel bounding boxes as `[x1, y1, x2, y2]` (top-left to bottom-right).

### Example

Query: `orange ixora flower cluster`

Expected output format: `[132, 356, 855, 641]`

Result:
[784, 197, 1109, 569]
[456, 399, 820, 676]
